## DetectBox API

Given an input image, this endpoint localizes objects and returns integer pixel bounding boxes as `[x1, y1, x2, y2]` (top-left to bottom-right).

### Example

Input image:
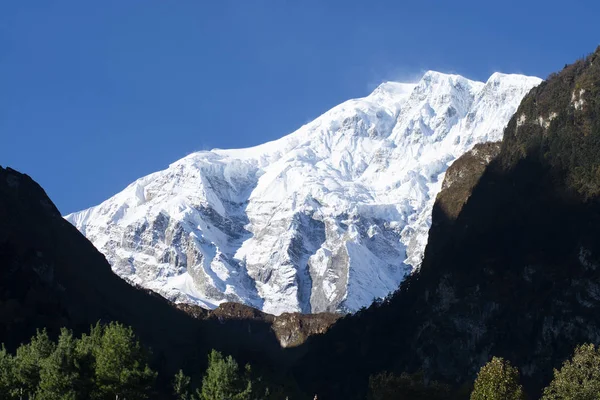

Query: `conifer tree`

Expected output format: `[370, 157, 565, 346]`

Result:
[200, 350, 252, 400]
[74, 322, 103, 398]
[0, 345, 16, 399]
[13, 329, 56, 399]
[36, 328, 81, 400]
[173, 369, 193, 400]
[93, 322, 157, 400]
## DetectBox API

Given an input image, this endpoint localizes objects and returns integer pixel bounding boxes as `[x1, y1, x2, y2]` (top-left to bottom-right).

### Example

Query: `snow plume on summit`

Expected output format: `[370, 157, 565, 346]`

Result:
[66, 71, 541, 315]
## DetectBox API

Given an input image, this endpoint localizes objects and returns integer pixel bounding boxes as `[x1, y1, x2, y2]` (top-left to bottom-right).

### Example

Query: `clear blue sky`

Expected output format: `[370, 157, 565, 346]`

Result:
[1, 1, 598, 214]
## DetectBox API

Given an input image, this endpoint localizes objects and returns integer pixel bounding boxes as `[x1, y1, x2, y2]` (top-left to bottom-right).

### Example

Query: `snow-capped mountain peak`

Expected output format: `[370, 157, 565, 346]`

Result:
[66, 71, 541, 315]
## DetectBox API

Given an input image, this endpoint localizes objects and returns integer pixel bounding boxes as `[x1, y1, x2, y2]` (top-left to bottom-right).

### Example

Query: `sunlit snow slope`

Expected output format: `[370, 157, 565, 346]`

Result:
[66, 71, 541, 315]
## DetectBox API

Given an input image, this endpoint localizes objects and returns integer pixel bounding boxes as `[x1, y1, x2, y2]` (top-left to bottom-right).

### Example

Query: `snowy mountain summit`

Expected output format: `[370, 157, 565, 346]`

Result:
[66, 71, 541, 315]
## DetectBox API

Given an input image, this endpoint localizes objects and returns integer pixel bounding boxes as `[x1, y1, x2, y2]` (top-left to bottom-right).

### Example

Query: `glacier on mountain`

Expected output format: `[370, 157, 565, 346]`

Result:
[66, 71, 541, 315]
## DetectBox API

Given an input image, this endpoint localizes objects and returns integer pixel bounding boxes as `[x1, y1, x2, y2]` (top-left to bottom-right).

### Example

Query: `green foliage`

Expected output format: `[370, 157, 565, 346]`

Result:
[1, 323, 287, 400]
[470, 357, 524, 400]
[0, 323, 157, 400]
[173, 357, 293, 400]
[0, 345, 16, 399]
[93, 322, 157, 400]
[173, 369, 192, 400]
[368, 371, 453, 400]
[13, 329, 56, 398]
[542, 343, 600, 399]
[37, 328, 81, 399]
[200, 350, 252, 400]
[172, 351, 261, 400]
[74, 322, 102, 397]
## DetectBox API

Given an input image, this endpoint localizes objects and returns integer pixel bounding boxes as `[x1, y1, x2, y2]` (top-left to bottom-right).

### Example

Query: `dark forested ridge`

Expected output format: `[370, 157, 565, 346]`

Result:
[292, 47, 600, 399]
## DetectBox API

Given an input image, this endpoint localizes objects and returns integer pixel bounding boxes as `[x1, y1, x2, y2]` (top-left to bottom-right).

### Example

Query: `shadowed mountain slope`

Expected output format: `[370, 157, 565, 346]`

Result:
[0, 166, 337, 395]
[293, 47, 600, 400]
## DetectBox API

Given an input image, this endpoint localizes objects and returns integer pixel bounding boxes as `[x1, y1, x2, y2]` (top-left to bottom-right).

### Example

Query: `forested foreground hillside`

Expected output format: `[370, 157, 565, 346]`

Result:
[2, 322, 600, 399]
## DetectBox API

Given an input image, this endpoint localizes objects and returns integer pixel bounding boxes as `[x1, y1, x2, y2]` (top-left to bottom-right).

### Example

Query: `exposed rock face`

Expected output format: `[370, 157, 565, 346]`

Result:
[293, 48, 600, 399]
[194, 302, 340, 348]
[436, 141, 501, 220]
[65, 72, 541, 315]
